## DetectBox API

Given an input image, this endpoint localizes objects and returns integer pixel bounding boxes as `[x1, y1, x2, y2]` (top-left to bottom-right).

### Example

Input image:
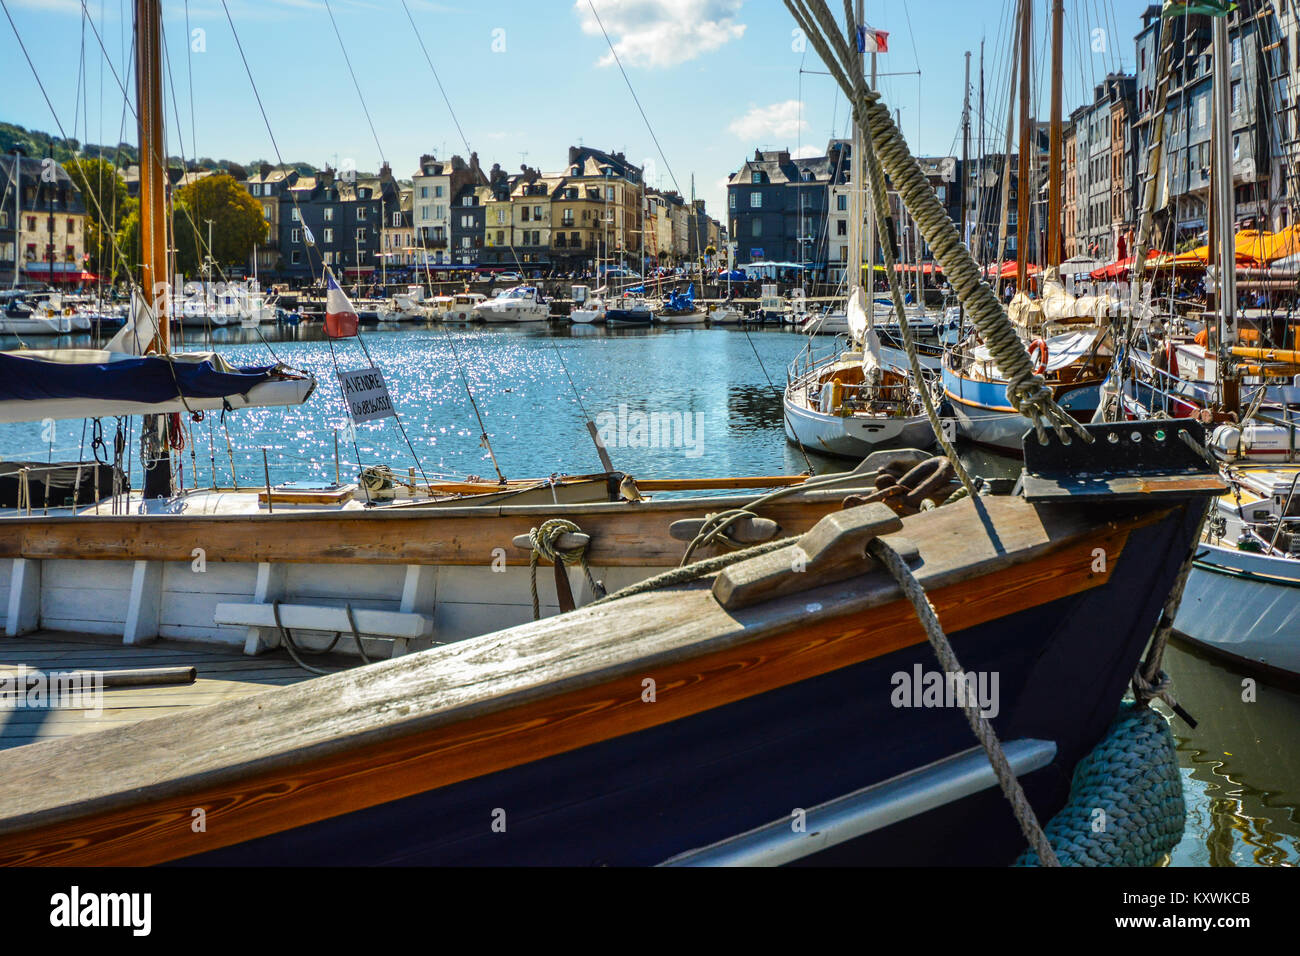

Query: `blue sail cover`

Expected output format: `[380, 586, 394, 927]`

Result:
[0, 352, 279, 404]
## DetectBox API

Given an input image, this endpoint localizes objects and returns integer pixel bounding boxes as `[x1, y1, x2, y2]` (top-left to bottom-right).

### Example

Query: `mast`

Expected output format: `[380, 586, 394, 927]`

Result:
[12, 149, 19, 288]
[1047, 0, 1064, 269]
[136, 0, 172, 498]
[865, 38, 877, 297]
[977, 40, 985, 267]
[1211, 12, 1236, 346]
[995, 12, 1021, 276]
[1015, 0, 1033, 291]
[848, 0, 863, 298]
[961, 50, 971, 322]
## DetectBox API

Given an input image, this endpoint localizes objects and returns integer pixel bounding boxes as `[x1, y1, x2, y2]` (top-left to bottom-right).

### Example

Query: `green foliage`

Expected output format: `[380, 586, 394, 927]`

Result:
[173, 173, 268, 275]
[63, 157, 129, 276]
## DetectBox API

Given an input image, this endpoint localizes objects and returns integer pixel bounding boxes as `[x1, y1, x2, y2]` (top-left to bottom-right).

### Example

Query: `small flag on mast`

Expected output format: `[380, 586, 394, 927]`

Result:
[325, 268, 359, 338]
[857, 24, 889, 53]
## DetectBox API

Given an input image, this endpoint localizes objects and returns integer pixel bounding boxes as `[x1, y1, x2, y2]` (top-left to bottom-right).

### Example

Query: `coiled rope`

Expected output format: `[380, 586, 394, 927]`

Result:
[528, 518, 605, 620]
[785, 0, 1090, 448]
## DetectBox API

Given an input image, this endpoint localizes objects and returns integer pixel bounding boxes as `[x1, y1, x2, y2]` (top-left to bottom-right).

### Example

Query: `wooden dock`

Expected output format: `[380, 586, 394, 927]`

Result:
[0, 631, 315, 751]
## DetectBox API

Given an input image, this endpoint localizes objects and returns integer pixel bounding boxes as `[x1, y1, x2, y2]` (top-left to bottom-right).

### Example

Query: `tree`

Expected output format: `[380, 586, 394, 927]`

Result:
[63, 157, 129, 277]
[172, 172, 267, 276]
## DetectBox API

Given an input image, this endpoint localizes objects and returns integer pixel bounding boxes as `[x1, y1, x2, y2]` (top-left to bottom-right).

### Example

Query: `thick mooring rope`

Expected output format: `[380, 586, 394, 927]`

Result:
[867, 537, 1061, 866]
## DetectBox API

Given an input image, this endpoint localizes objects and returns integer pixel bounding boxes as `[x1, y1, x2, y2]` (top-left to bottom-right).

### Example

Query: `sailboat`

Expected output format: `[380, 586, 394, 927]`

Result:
[783, 41, 934, 461]
[941, 0, 1113, 456]
[0, 0, 1222, 868]
[1111, 3, 1300, 681]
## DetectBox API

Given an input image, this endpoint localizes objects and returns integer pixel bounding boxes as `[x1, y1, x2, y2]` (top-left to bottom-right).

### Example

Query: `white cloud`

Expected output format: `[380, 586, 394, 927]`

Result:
[727, 100, 807, 141]
[574, 0, 747, 69]
[790, 145, 822, 159]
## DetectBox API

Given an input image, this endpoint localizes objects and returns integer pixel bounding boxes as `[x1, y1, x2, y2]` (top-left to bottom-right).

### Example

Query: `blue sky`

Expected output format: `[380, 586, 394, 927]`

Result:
[1, 0, 1154, 218]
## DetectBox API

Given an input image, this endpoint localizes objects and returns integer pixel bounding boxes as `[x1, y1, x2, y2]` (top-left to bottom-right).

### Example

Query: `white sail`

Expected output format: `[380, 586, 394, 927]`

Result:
[104, 290, 160, 355]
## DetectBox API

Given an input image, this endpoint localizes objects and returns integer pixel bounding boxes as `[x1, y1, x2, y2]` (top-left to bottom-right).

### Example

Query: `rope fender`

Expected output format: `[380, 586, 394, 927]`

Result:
[1014, 702, 1185, 867]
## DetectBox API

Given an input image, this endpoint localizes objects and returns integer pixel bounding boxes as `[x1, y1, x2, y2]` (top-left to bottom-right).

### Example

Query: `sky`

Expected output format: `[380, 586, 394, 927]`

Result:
[0, 0, 1156, 220]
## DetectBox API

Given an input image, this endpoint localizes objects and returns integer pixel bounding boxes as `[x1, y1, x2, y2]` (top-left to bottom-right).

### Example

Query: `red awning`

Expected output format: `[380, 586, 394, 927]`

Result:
[1089, 249, 1163, 280]
[22, 267, 98, 283]
[893, 262, 942, 274]
[983, 261, 1041, 279]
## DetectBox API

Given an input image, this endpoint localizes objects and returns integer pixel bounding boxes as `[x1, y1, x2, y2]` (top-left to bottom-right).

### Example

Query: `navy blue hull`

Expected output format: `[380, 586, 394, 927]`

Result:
[178, 506, 1198, 866]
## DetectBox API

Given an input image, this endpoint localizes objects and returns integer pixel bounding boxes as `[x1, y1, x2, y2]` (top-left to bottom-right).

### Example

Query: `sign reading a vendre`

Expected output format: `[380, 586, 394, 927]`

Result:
[338, 366, 396, 423]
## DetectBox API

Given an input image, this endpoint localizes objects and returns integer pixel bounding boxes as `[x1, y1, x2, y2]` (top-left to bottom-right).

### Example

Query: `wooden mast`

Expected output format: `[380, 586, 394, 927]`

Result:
[136, 0, 168, 350]
[1015, 0, 1033, 291]
[136, 0, 172, 498]
[1047, 0, 1064, 270]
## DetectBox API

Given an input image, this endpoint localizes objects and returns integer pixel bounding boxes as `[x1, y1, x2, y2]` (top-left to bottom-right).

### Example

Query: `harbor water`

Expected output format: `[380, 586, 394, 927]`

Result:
[3, 322, 1296, 867]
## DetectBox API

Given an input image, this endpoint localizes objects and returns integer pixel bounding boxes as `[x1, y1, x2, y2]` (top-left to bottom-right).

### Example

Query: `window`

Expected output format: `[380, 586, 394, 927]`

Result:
[434, 186, 443, 198]
[533, 206, 543, 220]
[356, 228, 366, 241]
[836, 220, 847, 236]
[751, 172, 761, 184]
[562, 210, 574, 226]
[323, 228, 334, 243]
[291, 228, 301, 243]
[462, 195, 473, 206]
[323, 207, 333, 222]
[357, 206, 367, 221]
[836, 194, 847, 211]
[1231, 36, 1241, 64]
[291, 208, 300, 221]
[263, 204, 273, 221]
[26, 217, 35, 231]
[392, 212, 402, 227]
[420, 186, 428, 199]
[496, 208, 506, 224]
[496, 230, 505, 244]
[461, 237, 472, 249]
[67, 218, 75, 233]
[521, 207, 530, 222]
[729, 192, 736, 209]
[606, 186, 615, 201]
[1233, 134, 1242, 162]
[750, 193, 762, 209]
[1231, 80, 1242, 115]
[1196, 94, 1207, 129]
[751, 220, 761, 237]
[291, 250, 301, 264]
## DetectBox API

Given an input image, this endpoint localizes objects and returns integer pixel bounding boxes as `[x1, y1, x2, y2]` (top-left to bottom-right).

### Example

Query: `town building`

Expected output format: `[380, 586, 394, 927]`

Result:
[0, 153, 88, 286]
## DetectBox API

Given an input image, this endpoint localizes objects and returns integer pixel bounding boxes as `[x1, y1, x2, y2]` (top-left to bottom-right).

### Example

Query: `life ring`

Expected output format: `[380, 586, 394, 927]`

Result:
[1028, 338, 1048, 375]
[1164, 341, 1179, 378]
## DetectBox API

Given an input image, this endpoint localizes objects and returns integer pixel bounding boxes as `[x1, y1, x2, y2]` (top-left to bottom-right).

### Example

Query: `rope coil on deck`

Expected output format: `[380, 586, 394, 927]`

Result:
[528, 518, 604, 620]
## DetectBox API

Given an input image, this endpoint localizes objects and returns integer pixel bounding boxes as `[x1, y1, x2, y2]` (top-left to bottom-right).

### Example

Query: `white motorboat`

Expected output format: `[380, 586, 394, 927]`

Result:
[380, 286, 434, 323]
[709, 304, 745, 325]
[443, 292, 485, 323]
[474, 285, 549, 323]
[570, 297, 605, 324]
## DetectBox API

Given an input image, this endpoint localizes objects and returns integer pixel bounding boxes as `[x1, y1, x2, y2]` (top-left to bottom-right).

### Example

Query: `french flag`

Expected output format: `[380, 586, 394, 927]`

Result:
[857, 24, 888, 53]
[325, 269, 358, 338]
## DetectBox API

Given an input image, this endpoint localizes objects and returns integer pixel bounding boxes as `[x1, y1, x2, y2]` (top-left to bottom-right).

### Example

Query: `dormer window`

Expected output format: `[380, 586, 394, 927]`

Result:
[751, 172, 761, 184]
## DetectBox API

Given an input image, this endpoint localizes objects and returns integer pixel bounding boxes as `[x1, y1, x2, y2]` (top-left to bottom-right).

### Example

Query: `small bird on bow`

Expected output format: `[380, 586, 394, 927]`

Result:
[619, 474, 645, 503]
